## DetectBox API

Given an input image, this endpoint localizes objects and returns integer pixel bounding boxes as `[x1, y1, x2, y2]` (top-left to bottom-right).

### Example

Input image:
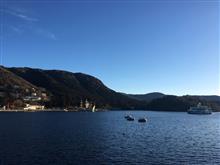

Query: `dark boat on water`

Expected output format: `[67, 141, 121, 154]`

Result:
[125, 115, 135, 121]
[138, 118, 147, 123]
[124, 115, 130, 119]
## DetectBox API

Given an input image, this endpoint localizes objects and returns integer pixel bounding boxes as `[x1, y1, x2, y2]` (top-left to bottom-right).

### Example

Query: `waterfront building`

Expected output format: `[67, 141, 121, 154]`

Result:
[24, 104, 45, 111]
[80, 100, 83, 108]
[85, 99, 90, 109]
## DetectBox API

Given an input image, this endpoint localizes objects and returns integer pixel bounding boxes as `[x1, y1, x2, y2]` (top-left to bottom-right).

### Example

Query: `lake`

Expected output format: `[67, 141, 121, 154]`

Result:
[0, 111, 219, 165]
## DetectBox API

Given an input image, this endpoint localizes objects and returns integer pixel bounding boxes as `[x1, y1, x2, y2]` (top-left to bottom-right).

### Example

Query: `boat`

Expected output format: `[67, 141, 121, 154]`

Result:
[125, 115, 135, 121]
[138, 118, 147, 123]
[188, 103, 212, 115]
[124, 115, 130, 119]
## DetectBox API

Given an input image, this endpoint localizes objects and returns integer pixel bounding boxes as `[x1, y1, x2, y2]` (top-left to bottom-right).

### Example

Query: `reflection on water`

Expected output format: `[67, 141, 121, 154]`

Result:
[0, 111, 219, 164]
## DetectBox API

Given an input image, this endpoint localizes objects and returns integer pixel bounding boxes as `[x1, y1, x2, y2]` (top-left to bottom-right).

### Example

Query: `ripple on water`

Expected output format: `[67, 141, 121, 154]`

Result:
[0, 111, 219, 164]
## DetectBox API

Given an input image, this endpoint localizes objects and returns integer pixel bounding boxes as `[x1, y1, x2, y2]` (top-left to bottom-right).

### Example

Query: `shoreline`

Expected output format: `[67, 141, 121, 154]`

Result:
[0, 109, 219, 113]
[0, 109, 108, 112]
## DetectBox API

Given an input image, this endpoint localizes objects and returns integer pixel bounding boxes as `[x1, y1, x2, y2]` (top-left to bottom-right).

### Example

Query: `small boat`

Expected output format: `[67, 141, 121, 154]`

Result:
[127, 117, 135, 121]
[124, 115, 131, 119]
[138, 118, 147, 123]
[126, 115, 135, 121]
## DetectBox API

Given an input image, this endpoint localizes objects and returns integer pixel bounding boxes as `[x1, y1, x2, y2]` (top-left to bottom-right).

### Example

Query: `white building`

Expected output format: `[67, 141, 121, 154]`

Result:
[0, 106, 6, 110]
[85, 99, 90, 109]
[24, 104, 45, 110]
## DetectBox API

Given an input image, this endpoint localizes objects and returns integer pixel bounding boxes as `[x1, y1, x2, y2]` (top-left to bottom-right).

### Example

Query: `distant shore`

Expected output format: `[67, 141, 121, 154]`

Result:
[0, 109, 219, 113]
[0, 109, 108, 112]
[0, 109, 68, 112]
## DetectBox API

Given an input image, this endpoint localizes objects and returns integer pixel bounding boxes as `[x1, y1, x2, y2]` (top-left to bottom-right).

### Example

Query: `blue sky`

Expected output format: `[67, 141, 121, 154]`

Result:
[0, 0, 219, 95]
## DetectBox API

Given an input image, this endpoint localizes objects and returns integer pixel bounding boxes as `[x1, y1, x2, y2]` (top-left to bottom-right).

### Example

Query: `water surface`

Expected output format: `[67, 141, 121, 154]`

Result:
[0, 111, 219, 164]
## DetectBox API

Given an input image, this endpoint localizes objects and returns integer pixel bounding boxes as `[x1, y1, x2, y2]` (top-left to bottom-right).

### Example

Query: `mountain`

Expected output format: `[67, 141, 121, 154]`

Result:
[126, 92, 165, 102]
[7, 67, 146, 109]
[146, 95, 220, 112]
[196, 95, 220, 102]
[0, 66, 219, 111]
[0, 66, 36, 90]
[0, 66, 47, 107]
[126, 93, 220, 111]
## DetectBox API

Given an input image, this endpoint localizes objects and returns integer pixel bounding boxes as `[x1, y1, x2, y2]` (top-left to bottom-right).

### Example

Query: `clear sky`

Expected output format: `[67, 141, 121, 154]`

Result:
[0, 0, 219, 95]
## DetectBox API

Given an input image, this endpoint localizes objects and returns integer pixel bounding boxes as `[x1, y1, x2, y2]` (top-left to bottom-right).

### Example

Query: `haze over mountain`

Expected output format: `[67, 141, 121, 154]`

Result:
[0, 66, 219, 111]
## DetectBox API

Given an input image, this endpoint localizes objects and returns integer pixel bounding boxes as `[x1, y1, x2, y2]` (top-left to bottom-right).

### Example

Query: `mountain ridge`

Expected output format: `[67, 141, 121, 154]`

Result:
[5, 66, 146, 109]
[125, 92, 165, 102]
[0, 66, 219, 111]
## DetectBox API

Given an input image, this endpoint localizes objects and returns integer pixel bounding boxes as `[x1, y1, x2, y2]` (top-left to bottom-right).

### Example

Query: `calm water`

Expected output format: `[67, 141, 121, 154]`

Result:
[0, 111, 219, 165]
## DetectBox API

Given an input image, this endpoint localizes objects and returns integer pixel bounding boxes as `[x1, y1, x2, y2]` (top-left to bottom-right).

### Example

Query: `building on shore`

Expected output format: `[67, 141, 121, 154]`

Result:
[85, 99, 90, 109]
[23, 96, 42, 102]
[79, 99, 96, 112]
[0, 106, 6, 110]
[24, 104, 45, 111]
[80, 99, 83, 108]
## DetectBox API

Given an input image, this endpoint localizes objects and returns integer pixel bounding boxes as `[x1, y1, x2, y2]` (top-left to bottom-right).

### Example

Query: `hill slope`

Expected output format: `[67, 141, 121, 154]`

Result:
[127, 92, 165, 102]
[8, 67, 145, 109]
[146, 95, 220, 112]
[0, 66, 46, 106]
[1, 66, 219, 111]
[0, 66, 36, 90]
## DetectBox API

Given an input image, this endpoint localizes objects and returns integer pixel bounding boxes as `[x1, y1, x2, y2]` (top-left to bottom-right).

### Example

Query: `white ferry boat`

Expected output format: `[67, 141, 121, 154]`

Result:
[188, 103, 212, 115]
